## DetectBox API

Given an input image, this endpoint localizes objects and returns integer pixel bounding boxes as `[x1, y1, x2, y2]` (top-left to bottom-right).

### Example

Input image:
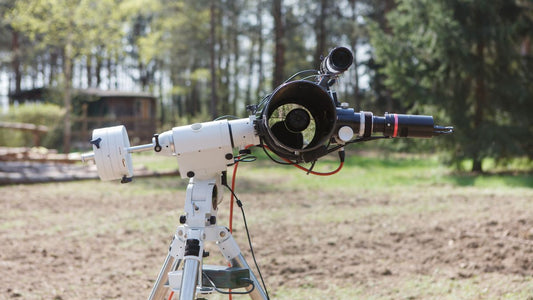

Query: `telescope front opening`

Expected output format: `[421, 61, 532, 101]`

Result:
[285, 108, 311, 133]
[268, 104, 316, 150]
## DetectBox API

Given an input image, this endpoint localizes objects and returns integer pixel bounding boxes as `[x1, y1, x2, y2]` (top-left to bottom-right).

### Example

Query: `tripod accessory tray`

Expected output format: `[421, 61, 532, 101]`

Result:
[168, 265, 250, 292]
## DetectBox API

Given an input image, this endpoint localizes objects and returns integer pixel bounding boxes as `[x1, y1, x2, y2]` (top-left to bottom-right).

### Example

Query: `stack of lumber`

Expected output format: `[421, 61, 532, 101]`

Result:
[0, 147, 80, 164]
[0, 161, 98, 184]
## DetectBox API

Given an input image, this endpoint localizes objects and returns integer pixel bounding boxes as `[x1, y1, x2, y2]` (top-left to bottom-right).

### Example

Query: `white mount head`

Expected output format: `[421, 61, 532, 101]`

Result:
[81, 117, 259, 182]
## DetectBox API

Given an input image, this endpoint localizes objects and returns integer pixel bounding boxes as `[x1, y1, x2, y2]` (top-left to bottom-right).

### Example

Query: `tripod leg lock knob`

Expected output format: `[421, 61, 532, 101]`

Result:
[179, 215, 187, 224]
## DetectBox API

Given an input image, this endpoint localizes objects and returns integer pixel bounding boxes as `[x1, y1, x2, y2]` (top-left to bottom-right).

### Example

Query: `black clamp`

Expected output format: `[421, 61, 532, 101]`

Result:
[153, 134, 162, 152]
[90, 137, 102, 149]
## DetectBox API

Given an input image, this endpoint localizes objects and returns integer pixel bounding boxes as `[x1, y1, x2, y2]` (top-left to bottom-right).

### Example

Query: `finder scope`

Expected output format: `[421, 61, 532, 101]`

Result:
[320, 46, 354, 75]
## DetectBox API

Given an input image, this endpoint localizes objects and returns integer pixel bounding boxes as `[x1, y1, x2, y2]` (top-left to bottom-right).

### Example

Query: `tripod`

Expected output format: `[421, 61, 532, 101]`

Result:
[147, 177, 268, 300]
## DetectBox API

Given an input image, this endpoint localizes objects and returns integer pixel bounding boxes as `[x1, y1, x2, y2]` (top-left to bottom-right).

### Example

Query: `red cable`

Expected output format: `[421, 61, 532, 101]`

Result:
[168, 291, 174, 300]
[228, 145, 254, 300]
[263, 145, 344, 176]
[283, 158, 344, 176]
[228, 160, 242, 300]
[229, 144, 253, 233]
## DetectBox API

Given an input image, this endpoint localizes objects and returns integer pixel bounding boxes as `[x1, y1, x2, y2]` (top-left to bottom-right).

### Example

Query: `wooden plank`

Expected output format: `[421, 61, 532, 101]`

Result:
[0, 121, 48, 133]
[0, 147, 78, 164]
[0, 161, 179, 185]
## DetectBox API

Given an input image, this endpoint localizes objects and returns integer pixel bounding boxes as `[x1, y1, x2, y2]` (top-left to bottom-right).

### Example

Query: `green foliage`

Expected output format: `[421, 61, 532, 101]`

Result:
[5, 0, 126, 57]
[0, 103, 65, 148]
[368, 0, 533, 171]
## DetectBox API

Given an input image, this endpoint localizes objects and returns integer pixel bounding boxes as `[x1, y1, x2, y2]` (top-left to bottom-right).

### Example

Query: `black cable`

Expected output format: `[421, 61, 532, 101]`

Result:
[223, 183, 271, 300]
[282, 69, 319, 83]
[326, 136, 390, 155]
[227, 154, 257, 167]
[306, 160, 317, 175]
[255, 70, 318, 115]
[236, 155, 257, 163]
[259, 142, 295, 165]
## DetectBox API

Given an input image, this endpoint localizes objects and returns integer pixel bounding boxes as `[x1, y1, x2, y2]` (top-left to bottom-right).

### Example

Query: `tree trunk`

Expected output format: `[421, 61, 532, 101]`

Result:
[63, 42, 73, 154]
[209, 0, 218, 119]
[231, 3, 240, 116]
[11, 30, 22, 96]
[49, 50, 58, 86]
[245, 37, 256, 110]
[353, 49, 360, 107]
[472, 13, 486, 173]
[256, 0, 265, 98]
[314, 0, 328, 68]
[96, 54, 102, 88]
[272, 0, 285, 89]
[86, 54, 93, 87]
[521, 35, 530, 56]
[349, 0, 359, 108]
[472, 159, 483, 173]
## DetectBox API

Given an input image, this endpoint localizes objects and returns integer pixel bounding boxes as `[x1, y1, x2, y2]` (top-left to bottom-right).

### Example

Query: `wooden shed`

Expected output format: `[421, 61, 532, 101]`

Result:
[75, 89, 157, 144]
[8, 87, 157, 146]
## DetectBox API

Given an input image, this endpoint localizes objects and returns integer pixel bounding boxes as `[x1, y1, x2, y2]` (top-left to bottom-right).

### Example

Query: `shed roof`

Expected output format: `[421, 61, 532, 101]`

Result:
[79, 88, 156, 100]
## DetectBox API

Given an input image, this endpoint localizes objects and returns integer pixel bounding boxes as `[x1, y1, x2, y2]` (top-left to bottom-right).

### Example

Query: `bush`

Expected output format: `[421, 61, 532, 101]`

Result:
[0, 103, 65, 148]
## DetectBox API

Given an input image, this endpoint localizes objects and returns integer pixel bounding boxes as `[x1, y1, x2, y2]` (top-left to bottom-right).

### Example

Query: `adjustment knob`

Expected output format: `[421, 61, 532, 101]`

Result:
[338, 126, 354, 142]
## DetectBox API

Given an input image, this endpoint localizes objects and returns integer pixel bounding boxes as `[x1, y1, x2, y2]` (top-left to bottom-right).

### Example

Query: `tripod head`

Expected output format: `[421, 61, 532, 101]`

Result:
[81, 46, 453, 182]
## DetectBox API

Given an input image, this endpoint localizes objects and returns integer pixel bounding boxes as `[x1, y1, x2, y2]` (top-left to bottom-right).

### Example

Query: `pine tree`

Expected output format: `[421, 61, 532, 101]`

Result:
[369, 0, 533, 171]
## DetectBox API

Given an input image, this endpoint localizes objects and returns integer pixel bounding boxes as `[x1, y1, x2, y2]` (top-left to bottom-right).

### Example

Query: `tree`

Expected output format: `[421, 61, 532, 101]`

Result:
[272, 0, 285, 88]
[369, 0, 533, 171]
[0, 0, 22, 95]
[6, 0, 126, 152]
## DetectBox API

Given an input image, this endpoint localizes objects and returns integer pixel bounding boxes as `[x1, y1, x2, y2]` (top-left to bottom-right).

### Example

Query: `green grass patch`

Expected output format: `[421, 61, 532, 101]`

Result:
[237, 150, 532, 191]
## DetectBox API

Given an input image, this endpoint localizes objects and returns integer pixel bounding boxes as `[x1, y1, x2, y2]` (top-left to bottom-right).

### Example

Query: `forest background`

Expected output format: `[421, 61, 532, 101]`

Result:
[0, 0, 532, 172]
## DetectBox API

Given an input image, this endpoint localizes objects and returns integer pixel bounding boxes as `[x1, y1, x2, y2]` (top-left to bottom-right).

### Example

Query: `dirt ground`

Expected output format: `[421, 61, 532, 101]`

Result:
[1, 173, 532, 299]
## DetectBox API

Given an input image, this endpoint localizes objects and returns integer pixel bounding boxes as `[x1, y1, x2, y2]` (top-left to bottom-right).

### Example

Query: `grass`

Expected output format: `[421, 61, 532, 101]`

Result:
[2, 150, 531, 300]
[236, 149, 532, 192]
[128, 147, 532, 190]
[205, 274, 533, 300]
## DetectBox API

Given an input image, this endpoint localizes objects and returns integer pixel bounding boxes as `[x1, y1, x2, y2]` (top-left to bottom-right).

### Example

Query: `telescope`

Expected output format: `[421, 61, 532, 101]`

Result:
[81, 47, 452, 181]
[81, 46, 453, 300]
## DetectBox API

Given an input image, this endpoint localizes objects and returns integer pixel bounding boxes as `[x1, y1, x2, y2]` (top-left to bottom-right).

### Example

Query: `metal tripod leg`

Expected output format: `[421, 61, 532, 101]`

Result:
[148, 253, 180, 300]
[218, 231, 268, 300]
[179, 258, 201, 299]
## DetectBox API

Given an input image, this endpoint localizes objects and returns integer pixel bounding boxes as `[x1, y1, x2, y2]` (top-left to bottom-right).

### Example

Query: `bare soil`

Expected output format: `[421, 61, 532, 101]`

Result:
[1, 175, 532, 299]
